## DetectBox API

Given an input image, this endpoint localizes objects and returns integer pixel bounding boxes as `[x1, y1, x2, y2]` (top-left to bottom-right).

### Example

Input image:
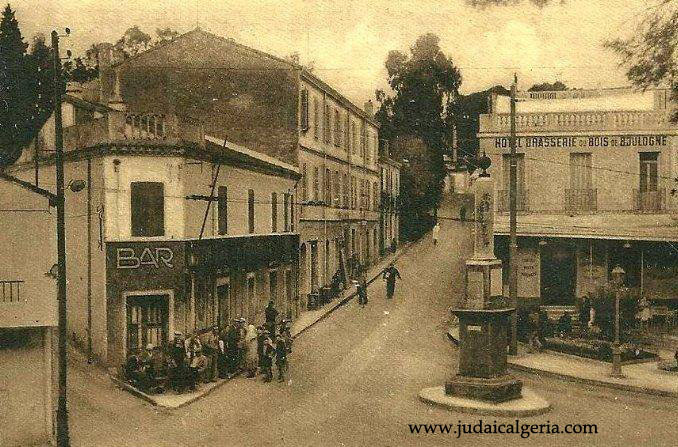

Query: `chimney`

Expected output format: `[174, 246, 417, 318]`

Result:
[107, 69, 126, 112]
[96, 43, 114, 70]
[364, 100, 374, 116]
[95, 43, 114, 104]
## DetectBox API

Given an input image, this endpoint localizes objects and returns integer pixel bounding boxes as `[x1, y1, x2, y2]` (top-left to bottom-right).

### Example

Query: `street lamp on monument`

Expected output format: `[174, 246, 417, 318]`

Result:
[610, 265, 626, 378]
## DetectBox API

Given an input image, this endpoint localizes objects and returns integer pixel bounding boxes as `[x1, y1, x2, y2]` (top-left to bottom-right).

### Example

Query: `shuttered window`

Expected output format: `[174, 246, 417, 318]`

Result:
[271, 192, 278, 232]
[301, 164, 308, 201]
[283, 193, 290, 232]
[313, 98, 319, 139]
[324, 104, 331, 143]
[334, 109, 341, 146]
[301, 89, 309, 131]
[218, 186, 228, 235]
[130, 182, 164, 237]
[248, 189, 255, 233]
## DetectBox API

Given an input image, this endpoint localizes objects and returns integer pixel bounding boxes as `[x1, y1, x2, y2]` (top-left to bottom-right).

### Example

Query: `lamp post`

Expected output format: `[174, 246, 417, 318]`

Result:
[610, 265, 625, 378]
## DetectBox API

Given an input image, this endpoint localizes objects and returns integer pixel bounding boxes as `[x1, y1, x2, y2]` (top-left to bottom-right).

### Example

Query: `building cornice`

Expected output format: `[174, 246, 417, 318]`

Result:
[9, 141, 301, 181]
[299, 144, 379, 176]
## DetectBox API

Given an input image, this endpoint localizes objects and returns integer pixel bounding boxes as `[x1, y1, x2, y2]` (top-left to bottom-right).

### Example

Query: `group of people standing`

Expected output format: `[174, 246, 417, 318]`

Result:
[123, 301, 293, 394]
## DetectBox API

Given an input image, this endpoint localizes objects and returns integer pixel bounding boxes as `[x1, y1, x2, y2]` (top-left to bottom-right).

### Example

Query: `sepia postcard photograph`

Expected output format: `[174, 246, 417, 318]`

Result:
[0, 0, 677, 446]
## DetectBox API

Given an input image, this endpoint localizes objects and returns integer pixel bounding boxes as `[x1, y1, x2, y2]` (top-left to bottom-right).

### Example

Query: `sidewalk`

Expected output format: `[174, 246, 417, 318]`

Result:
[108, 243, 413, 409]
[109, 374, 231, 409]
[447, 325, 678, 397]
[291, 242, 413, 339]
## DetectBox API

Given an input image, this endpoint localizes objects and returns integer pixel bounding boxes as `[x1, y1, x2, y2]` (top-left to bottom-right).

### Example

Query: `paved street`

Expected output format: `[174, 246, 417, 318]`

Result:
[66, 219, 677, 447]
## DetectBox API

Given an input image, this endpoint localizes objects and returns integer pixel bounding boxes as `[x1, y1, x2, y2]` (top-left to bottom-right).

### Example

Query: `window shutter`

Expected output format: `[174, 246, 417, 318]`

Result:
[131, 182, 165, 237]
[218, 186, 228, 235]
[301, 89, 309, 131]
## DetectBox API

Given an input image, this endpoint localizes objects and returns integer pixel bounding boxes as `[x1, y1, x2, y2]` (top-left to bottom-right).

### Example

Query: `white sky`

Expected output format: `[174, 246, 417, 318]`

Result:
[14, 0, 653, 105]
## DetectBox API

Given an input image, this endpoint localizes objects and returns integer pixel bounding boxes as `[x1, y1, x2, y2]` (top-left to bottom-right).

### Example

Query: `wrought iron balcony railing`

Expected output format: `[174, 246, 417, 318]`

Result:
[565, 189, 598, 212]
[497, 189, 528, 212]
[633, 188, 666, 212]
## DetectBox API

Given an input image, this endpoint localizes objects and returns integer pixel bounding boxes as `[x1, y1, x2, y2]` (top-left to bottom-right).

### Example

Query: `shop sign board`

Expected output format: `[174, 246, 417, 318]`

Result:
[494, 135, 669, 149]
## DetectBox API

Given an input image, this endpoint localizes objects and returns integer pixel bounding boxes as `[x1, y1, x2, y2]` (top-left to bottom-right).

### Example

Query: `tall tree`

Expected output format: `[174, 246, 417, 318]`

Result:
[0, 4, 30, 166]
[605, 0, 677, 121]
[452, 85, 509, 163]
[375, 33, 462, 239]
[26, 34, 54, 139]
[155, 27, 179, 45]
[115, 25, 152, 58]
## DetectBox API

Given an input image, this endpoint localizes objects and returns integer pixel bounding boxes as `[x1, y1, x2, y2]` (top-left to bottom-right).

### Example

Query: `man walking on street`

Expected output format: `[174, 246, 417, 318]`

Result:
[432, 222, 440, 246]
[356, 269, 368, 308]
[382, 262, 402, 300]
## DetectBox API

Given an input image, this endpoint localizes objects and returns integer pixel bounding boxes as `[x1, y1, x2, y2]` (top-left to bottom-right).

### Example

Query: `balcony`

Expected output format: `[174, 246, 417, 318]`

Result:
[1, 280, 57, 328]
[61, 112, 202, 153]
[480, 110, 671, 134]
[565, 189, 598, 212]
[633, 188, 666, 213]
[497, 189, 528, 212]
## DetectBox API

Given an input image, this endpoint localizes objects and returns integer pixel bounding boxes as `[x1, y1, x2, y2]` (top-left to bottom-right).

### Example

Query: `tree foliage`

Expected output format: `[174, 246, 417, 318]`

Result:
[0, 4, 32, 166]
[115, 25, 152, 57]
[156, 27, 179, 44]
[375, 33, 462, 239]
[605, 0, 678, 121]
[452, 85, 509, 163]
[528, 81, 568, 92]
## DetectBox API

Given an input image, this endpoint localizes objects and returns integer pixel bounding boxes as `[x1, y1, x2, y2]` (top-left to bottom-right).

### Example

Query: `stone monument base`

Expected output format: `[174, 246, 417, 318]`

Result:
[420, 386, 551, 417]
[445, 374, 523, 403]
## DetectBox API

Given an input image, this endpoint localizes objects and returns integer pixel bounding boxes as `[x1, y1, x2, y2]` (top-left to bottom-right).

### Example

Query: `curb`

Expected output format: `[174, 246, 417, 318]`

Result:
[507, 363, 678, 399]
[447, 326, 678, 398]
[418, 386, 552, 417]
[292, 241, 415, 340]
[110, 374, 234, 409]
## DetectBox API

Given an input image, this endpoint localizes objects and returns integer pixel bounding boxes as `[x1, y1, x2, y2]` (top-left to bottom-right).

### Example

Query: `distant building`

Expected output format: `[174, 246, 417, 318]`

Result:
[380, 145, 401, 253]
[480, 87, 678, 315]
[2, 91, 300, 368]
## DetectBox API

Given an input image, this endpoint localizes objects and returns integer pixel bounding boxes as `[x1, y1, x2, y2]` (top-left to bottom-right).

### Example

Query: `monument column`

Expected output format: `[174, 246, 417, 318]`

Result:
[419, 155, 550, 416]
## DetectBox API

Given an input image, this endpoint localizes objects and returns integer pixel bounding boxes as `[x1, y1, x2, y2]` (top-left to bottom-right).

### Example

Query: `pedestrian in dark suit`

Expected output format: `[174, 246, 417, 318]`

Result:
[356, 273, 368, 308]
[261, 332, 274, 383]
[382, 263, 402, 300]
[265, 301, 279, 337]
[275, 335, 290, 383]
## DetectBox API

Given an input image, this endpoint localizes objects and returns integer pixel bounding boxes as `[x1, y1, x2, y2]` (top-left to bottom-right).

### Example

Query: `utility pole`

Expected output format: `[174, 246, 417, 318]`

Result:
[508, 73, 518, 355]
[52, 29, 70, 447]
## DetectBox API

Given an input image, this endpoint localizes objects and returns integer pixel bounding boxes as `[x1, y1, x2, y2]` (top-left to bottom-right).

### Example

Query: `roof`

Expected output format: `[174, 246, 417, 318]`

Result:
[63, 94, 112, 113]
[300, 69, 379, 127]
[494, 212, 678, 242]
[112, 28, 378, 126]
[379, 155, 402, 168]
[204, 135, 300, 179]
[494, 88, 658, 114]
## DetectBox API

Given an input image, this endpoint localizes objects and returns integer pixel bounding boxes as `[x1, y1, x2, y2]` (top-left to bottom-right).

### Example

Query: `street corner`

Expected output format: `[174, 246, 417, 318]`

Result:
[110, 374, 231, 409]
